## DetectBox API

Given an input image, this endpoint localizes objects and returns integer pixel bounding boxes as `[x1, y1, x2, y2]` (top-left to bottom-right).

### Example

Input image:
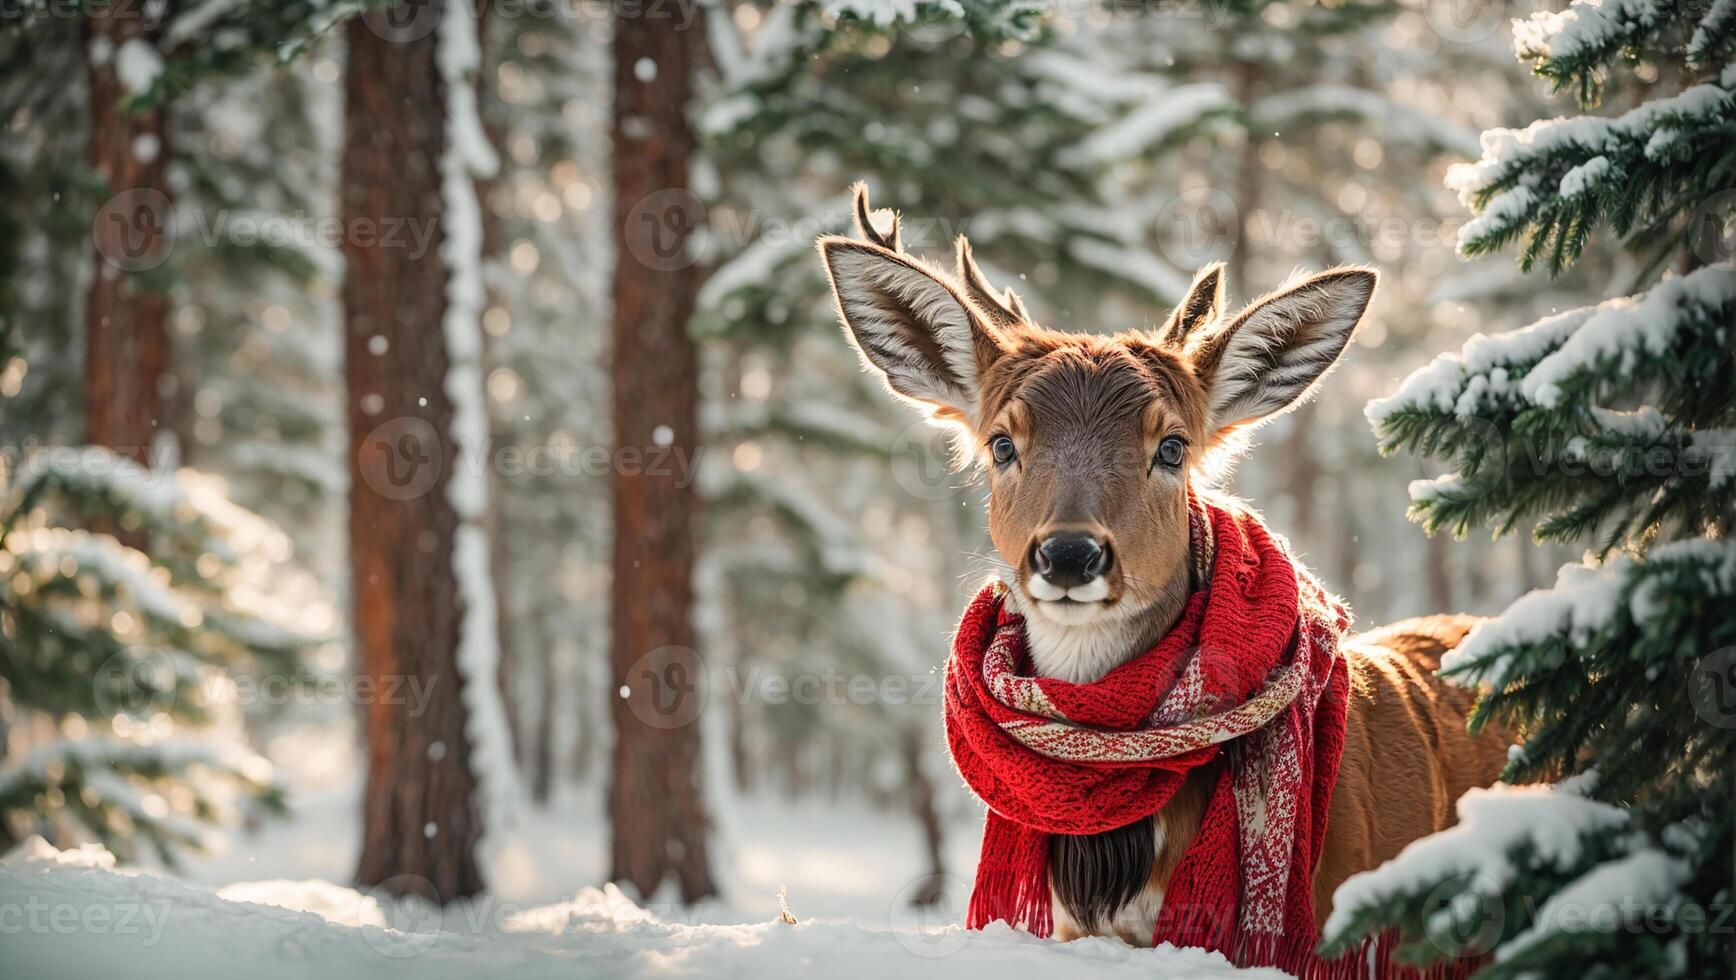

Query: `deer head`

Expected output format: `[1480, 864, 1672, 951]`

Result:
[818, 185, 1376, 681]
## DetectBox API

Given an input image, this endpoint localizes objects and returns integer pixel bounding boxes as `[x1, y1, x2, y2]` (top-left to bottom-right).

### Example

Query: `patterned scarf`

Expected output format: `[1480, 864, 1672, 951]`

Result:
[944, 492, 1356, 974]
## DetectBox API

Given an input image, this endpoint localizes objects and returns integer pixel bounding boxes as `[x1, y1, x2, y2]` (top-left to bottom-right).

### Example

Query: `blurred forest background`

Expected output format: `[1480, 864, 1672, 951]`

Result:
[0, 0, 1702, 919]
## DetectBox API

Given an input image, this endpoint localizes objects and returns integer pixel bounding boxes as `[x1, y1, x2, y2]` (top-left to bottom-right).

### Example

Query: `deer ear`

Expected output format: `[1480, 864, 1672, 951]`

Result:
[1192, 267, 1376, 434]
[1156, 262, 1225, 346]
[819, 237, 1002, 425]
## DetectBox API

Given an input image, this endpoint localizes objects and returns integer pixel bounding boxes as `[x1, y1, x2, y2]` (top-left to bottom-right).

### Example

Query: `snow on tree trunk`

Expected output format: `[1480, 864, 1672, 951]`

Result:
[606, 0, 718, 903]
[436, 0, 520, 873]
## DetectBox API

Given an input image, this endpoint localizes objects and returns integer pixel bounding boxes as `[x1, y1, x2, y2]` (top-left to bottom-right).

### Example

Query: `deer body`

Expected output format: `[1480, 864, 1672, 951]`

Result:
[820, 185, 1510, 945]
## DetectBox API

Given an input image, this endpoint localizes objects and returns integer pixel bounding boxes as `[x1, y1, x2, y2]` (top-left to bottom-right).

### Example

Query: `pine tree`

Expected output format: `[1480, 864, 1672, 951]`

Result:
[0, 2, 338, 865]
[1321, 4, 1735, 976]
[0, 448, 305, 862]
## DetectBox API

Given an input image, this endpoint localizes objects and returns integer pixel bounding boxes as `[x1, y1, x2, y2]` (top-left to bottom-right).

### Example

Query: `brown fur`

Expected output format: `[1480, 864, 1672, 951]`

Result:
[818, 186, 1512, 943]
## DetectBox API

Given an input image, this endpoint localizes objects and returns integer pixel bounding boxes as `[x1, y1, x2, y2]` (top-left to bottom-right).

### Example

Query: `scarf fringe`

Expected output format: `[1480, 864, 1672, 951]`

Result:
[965, 814, 1052, 937]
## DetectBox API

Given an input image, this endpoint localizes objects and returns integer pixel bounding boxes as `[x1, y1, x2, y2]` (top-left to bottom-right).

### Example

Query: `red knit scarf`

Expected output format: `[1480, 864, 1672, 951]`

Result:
[945, 493, 1357, 975]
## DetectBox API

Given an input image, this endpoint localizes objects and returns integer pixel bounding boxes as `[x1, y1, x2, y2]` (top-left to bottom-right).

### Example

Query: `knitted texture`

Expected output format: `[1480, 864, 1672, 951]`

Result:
[946, 493, 1368, 975]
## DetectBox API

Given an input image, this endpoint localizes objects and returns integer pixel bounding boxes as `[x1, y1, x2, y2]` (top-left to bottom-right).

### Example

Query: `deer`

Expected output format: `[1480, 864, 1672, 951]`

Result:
[817, 185, 1511, 948]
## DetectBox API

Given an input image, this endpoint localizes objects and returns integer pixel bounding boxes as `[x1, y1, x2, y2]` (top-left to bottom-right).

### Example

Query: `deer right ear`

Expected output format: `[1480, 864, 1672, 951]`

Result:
[819, 237, 1002, 426]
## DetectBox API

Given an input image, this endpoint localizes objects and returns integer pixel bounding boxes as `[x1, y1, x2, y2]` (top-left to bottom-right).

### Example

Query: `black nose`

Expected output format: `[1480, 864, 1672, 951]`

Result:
[1031, 531, 1112, 588]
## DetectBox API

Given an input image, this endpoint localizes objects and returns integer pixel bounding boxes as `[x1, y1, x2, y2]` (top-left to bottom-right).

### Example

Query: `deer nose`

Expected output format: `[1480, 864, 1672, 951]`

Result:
[1031, 531, 1112, 589]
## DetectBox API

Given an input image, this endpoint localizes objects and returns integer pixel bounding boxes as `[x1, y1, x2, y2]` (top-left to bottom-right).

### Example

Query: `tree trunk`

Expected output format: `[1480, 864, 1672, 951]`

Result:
[342, 13, 485, 904]
[606, 0, 717, 903]
[84, 13, 171, 468]
[531, 636, 558, 805]
[902, 727, 948, 907]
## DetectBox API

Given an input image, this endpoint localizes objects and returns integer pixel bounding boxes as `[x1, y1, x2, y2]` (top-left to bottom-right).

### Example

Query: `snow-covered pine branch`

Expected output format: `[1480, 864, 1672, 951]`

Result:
[1319, 779, 1699, 975]
[0, 736, 284, 865]
[1446, 75, 1736, 272]
[1368, 263, 1736, 545]
[1514, 0, 1736, 100]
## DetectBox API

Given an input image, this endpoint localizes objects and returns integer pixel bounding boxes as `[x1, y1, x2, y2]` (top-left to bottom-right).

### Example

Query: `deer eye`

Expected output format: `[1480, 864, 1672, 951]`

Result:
[1153, 435, 1186, 469]
[989, 435, 1018, 466]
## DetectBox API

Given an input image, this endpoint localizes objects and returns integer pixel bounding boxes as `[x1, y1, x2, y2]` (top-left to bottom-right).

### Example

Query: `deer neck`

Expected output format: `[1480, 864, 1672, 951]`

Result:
[1008, 557, 1194, 684]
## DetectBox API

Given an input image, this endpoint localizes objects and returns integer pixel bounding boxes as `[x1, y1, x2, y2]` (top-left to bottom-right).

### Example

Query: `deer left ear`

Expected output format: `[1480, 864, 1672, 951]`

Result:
[1156, 261, 1225, 347]
[1191, 267, 1377, 434]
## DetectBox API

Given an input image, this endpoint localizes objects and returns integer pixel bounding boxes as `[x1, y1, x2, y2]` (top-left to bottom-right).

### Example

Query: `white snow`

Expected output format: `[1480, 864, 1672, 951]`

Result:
[1690, 0, 1736, 63]
[1454, 185, 1536, 254]
[1366, 264, 1735, 424]
[1442, 539, 1736, 686]
[1496, 847, 1691, 963]
[1442, 558, 1628, 686]
[1522, 263, 1736, 407]
[114, 38, 164, 97]
[436, 0, 520, 870]
[1446, 82, 1735, 248]
[1325, 780, 1628, 943]
[1511, 0, 1660, 64]
[2, 832, 1276, 980]
[1365, 304, 1593, 424]
[1557, 155, 1608, 197]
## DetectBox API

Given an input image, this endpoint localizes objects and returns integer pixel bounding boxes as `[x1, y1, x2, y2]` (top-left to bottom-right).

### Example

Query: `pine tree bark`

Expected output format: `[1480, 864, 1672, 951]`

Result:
[902, 727, 948, 907]
[530, 636, 557, 805]
[84, 13, 170, 467]
[342, 13, 485, 904]
[607, 0, 717, 902]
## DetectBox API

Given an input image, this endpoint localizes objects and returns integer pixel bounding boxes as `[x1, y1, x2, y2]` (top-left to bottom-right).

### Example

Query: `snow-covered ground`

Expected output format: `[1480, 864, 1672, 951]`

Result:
[2, 721, 1275, 978]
